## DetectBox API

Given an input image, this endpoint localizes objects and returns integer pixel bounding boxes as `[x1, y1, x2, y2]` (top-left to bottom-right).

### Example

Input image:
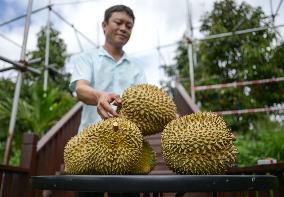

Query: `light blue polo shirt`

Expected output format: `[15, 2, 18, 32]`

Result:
[69, 47, 147, 132]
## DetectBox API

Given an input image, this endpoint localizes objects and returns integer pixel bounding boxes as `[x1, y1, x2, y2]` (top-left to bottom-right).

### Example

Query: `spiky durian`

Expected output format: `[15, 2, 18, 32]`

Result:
[131, 140, 156, 174]
[161, 112, 237, 175]
[64, 117, 143, 175]
[63, 130, 93, 174]
[119, 84, 176, 136]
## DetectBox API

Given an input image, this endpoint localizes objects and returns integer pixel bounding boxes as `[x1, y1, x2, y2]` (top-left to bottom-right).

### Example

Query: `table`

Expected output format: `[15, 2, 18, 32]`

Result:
[31, 175, 279, 197]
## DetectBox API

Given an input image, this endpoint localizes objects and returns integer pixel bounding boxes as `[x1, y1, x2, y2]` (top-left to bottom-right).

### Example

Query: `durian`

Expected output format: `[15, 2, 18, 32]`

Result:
[131, 140, 156, 174]
[64, 117, 143, 175]
[161, 112, 237, 175]
[63, 130, 93, 174]
[119, 84, 176, 136]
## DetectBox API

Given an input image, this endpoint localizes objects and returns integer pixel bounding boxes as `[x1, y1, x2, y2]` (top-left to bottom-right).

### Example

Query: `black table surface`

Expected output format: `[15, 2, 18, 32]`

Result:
[31, 175, 278, 193]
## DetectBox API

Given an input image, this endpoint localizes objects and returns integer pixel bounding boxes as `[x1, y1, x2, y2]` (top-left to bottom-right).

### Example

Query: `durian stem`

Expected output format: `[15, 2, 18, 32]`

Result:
[113, 122, 119, 132]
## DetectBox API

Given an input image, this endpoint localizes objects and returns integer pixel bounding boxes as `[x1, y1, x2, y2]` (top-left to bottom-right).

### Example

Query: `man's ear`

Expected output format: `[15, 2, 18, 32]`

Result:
[102, 21, 107, 34]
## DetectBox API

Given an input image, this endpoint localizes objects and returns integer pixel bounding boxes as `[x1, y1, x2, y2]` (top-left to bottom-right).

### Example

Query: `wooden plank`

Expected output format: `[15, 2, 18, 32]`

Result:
[0, 171, 29, 197]
[149, 170, 175, 175]
[228, 164, 284, 174]
[0, 165, 29, 173]
[173, 83, 199, 116]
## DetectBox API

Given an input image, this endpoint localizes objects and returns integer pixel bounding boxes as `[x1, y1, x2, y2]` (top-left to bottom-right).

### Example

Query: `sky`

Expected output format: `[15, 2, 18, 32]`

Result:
[0, 0, 283, 86]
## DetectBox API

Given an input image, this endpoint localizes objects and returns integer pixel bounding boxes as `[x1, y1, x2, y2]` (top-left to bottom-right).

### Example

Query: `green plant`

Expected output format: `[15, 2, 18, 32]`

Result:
[0, 25, 74, 166]
[236, 120, 284, 167]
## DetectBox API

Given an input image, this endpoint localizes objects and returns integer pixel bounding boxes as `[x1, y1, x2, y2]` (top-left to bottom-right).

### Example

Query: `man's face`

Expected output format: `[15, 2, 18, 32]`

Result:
[102, 11, 134, 48]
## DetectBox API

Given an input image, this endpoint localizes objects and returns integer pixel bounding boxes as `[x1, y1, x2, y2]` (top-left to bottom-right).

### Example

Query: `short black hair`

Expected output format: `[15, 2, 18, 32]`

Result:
[104, 5, 135, 23]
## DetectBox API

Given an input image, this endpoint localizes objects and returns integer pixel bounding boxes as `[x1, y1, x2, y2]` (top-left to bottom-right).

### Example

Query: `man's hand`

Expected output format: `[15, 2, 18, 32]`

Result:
[97, 92, 122, 119]
[75, 80, 122, 119]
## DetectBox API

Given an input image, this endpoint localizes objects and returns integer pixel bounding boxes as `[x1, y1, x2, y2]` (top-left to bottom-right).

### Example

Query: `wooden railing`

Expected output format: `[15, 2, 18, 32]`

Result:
[34, 102, 82, 197]
[0, 165, 29, 197]
[0, 131, 38, 197]
[173, 82, 199, 116]
[0, 102, 82, 197]
[36, 102, 82, 175]
[224, 164, 284, 197]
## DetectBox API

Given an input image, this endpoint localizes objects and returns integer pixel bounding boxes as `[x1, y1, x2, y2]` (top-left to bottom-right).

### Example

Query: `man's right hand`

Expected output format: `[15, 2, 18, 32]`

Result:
[96, 92, 122, 119]
[76, 80, 122, 119]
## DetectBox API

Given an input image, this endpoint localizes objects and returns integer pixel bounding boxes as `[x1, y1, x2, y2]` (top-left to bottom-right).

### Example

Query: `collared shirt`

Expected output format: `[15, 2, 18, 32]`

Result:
[69, 47, 147, 132]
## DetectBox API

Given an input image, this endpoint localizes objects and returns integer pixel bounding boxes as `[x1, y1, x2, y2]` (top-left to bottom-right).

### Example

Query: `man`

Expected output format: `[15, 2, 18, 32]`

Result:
[70, 5, 146, 133]
[70, 5, 145, 197]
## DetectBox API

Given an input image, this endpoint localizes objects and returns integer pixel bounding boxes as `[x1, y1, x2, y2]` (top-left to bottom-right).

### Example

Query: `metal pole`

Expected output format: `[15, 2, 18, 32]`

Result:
[28, 57, 42, 65]
[275, 0, 284, 16]
[0, 55, 41, 74]
[74, 29, 83, 52]
[44, 2, 51, 92]
[0, 66, 14, 73]
[0, 5, 49, 28]
[196, 26, 269, 41]
[270, 0, 274, 19]
[193, 48, 197, 70]
[0, 32, 22, 48]
[186, 0, 195, 102]
[131, 23, 284, 56]
[3, 0, 34, 165]
[47, 64, 65, 76]
[53, 0, 97, 6]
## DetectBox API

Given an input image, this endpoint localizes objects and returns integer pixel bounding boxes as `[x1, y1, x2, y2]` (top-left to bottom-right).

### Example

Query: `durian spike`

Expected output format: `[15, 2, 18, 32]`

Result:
[113, 122, 119, 132]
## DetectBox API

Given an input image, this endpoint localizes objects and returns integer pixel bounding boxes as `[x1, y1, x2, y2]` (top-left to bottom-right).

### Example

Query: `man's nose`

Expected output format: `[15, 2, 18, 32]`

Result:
[119, 24, 128, 33]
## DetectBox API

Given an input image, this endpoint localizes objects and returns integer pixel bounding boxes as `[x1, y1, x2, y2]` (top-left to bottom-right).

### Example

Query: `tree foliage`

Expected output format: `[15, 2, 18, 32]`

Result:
[162, 0, 284, 132]
[27, 24, 69, 89]
[0, 25, 75, 165]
